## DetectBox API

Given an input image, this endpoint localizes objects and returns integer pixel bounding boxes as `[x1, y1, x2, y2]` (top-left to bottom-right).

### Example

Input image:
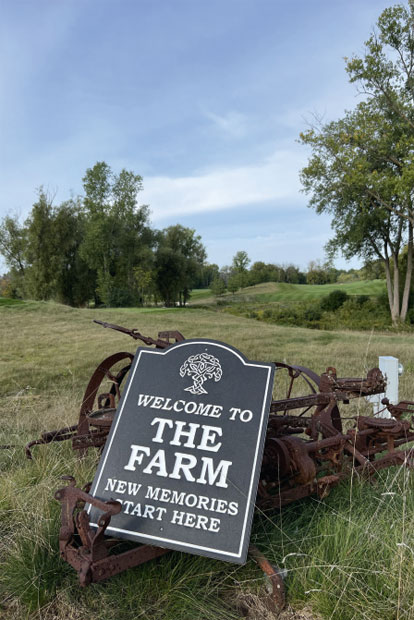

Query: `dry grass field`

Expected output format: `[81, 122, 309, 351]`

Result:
[2, 301, 414, 619]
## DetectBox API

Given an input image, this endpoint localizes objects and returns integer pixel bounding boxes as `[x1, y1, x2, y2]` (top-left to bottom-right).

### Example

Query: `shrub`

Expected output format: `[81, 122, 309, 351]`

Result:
[407, 308, 414, 324]
[356, 295, 369, 306]
[302, 306, 322, 321]
[320, 289, 349, 311]
[106, 287, 135, 307]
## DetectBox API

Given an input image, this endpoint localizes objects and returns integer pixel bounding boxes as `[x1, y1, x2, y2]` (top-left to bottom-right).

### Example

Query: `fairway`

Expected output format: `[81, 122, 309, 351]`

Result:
[2, 301, 414, 620]
[189, 280, 386, 305]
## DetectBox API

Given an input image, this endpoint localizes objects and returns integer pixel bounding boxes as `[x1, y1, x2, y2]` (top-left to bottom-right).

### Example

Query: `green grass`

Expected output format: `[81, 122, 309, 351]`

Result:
[189, 289, 216, 302]
[190, 280, 386, 305]
[1, 300, 414, 619]
[0, 297, 25, 307]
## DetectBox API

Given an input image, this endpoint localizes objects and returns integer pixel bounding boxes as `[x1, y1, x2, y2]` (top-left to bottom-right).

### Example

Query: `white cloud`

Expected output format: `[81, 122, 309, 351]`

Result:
[142, 148, 306, 220]
[203, 109, 248, 138]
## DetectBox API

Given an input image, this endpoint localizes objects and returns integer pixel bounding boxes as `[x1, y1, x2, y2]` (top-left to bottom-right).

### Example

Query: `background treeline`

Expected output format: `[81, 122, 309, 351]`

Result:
[0, 162, 207, 307]
[0, 162, 379, 309]
[0, 161, 386, 309]
[207, 251, 384, 298]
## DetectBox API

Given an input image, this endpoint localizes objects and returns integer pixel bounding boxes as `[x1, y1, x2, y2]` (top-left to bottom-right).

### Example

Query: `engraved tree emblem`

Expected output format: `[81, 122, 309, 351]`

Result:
[179, 353, 223, 395]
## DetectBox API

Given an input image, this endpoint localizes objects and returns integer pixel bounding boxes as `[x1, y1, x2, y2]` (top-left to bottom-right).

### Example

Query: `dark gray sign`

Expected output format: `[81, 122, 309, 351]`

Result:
[88, 339, 274, 564]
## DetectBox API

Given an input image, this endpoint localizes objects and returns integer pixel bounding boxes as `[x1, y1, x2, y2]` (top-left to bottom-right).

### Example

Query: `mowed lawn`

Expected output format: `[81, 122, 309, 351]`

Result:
[189, 279, 386, 305]
[1, 300, 414, 620]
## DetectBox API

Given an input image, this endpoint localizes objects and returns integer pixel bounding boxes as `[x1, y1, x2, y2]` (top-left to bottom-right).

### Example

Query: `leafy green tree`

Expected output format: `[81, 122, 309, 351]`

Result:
[155, 225, 206, 306]
[232, 250, 250, 272]
[343, 3, 414, 320]
[284, 264, 306, 284]
[299, 1, 414, 323]
[0, 214, 27, 297]
[0, 274, 14, 298]
[80, 162, 154, 306]
[231, 251, 250, 288]
[306, 260, 337, 285]
[133, 265, 157, 305]
[52, 199, 95, 306]
[248, 261, 268, 285]
[9, 191, 94, 305]
[210, 277, 226, 297]
[24, 190, 59, 300]
[248, 261, 287, 285]
[300, 100, 412, 322]
[194, 263, 220, 288]
[0, 215, 27, 277]
[227, 273, 241, 294]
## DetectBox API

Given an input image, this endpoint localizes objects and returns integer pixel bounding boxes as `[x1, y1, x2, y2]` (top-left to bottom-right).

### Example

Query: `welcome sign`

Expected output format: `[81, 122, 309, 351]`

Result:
[88, 339, 274, 564]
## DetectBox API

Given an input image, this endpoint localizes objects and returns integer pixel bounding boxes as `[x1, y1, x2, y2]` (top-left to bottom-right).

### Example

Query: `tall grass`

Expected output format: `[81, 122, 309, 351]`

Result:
[1, 301, 414, 618]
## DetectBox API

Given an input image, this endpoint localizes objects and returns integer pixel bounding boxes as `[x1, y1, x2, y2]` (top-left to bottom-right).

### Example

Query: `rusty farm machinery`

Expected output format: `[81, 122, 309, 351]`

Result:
[25, 320, 414, 610]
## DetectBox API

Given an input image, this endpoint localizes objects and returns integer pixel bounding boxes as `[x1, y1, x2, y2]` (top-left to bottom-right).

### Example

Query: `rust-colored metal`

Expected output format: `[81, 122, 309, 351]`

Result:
[248, 544, 286, 611]
[54, 475, 287, 610]
[54, 476, 170, 587]
[25, 320, 414, 609]
[25, 327, 185, 459]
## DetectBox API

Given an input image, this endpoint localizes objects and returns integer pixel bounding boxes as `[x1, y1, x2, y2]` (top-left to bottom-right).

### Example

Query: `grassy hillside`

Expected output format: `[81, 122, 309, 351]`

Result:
[1, 301, 414, 619]
[189, 279, 386, 305]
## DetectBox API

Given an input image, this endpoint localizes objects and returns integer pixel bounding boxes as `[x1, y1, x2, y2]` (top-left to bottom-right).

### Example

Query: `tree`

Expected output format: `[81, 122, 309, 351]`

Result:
[231, 251, 250, 288]
[194, 263, 220, 288]
[0, 192, 93, 304]
[0, 214, 27, 297]
[210, 276, 226, 297]
[284, 264, 306, 284]
[0, 215, 27, 277]
[306, 260, 337, 285]
[300, 3, 414, 323]
[80, 162, 154, 306]
[24, 189, 59, 300]
[52, 199, 94, 306]
[227, 273, 241, 294]
[133, 266, 156, 305]
[232, 250, 250, 272]
[154, 225, 206, 306]
[249, 261, 286, 285]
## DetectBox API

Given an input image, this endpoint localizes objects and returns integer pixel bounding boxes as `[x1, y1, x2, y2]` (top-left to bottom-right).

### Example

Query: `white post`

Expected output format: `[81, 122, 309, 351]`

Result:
[366, 356, 401, 418]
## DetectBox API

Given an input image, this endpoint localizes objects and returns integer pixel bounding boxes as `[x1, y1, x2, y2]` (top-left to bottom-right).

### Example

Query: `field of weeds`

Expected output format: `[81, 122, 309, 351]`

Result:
[2, 301, 414, 619]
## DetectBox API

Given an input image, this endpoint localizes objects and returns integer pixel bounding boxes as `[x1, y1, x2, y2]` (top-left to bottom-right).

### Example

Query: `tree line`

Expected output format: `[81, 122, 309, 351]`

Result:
[207, 251, 380, 297]
[1, 162, 373, 309]
[0, 167, 384, 309]
[0, 162, 206, 307]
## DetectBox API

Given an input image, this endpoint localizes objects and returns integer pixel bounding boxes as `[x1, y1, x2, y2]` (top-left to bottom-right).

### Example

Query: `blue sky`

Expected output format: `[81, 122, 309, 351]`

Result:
[0, 0, 395, 271]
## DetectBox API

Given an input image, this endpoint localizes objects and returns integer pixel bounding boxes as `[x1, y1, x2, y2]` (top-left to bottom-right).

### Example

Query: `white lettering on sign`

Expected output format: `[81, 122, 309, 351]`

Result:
[144, 486, 238, 515]
[118, 500, 167, 520]
[104, 478, 142, 496]
[170, 510, 221, 532]
[229, 407, 253, 422]
[123, 445, 232, 488]
[137, 394, 223, 418]
[150, 418, 222, 452]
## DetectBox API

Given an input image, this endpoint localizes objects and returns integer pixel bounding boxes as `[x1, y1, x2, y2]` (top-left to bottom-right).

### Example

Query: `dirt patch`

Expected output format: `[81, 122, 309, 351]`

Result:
[229, 589, 320, 620]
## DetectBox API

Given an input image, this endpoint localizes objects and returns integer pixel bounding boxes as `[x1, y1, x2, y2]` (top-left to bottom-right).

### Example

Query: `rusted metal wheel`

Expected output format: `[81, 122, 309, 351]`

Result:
[273, 362, 320, 408]
[73, 352, 134, 455]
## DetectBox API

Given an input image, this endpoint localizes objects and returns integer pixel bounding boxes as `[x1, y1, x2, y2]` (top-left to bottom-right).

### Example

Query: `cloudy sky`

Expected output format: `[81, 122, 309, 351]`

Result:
[0, 0, 394, 271]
